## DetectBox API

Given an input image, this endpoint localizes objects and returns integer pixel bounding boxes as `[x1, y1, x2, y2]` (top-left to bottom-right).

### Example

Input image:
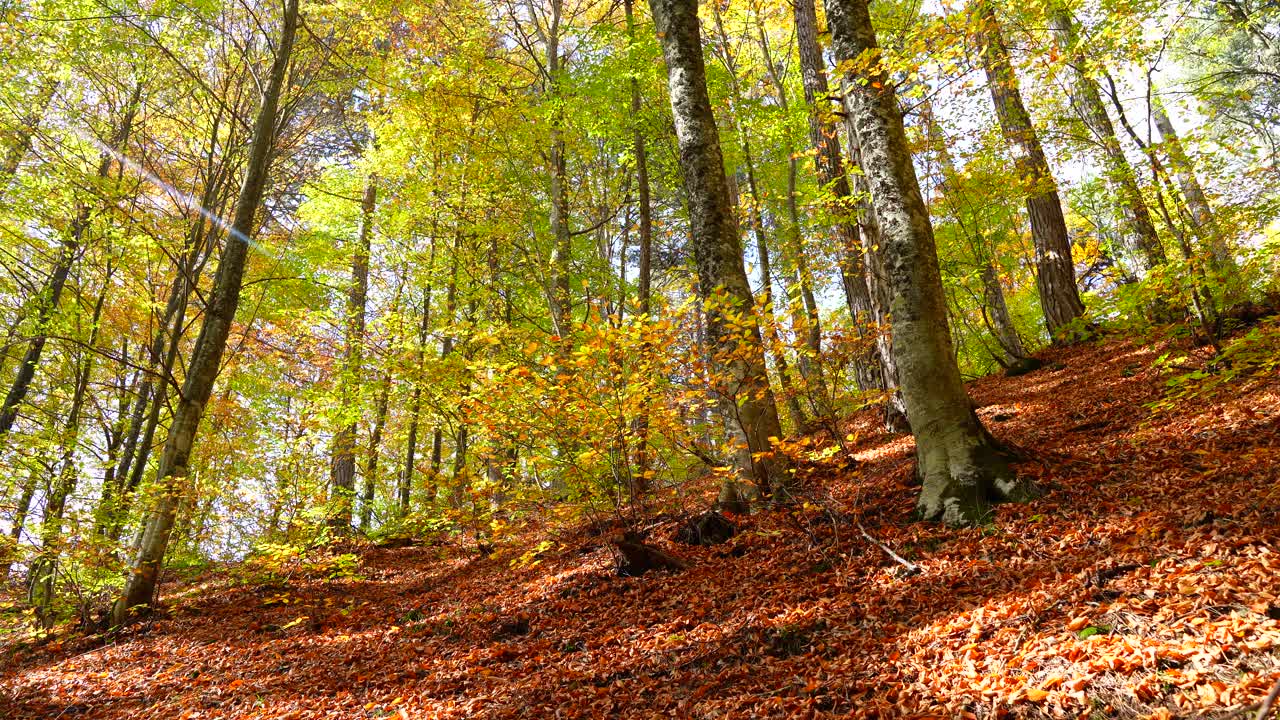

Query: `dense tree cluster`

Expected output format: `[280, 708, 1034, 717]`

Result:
[0, 0, 1275, 625]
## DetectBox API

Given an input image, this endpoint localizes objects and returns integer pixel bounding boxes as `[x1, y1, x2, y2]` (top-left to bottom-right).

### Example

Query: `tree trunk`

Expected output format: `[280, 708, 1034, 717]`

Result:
[30, 273, 110, 621]
[359, 370, 392, 531]
[626, 0, 653, 319]
[0, 81, 142, 438]
[825, 0, 1040, 524]
[624, 0, 654, 499]
[791, 0, 885, 401]
[1, 473, 38, 580]
[842, 118, 911, 432]
[648, 0, 790, 500]
[109, 0, 298, 626]
[330, 174, 376, 531]
[1150, 96, 1236, 271]
[708, 5, 805, 433]
[399, 282, 433, 515]
[753, 14, 836, 423]
[919, 97, 1032, 369]
[980, 262, 1031, 368]
[100, 163, 224, 538]
[545, 0, 573, 338]
[1049, 6, 1165, 274]
[974, 0, 1085, 340]
[1100, 73, 1220, 330]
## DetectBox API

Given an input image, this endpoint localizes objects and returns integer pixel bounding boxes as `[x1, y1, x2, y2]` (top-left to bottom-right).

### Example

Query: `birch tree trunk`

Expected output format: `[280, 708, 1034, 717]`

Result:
[109, 0, 298, 625]
[648, 0, 790, 500]
[825, 0, 1040, 524]
[974, 0, 1085, 340]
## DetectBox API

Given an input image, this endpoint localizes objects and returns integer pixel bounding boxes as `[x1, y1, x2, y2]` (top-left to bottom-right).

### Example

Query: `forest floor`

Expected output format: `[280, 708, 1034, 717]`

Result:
[2, 328, 1279, 719]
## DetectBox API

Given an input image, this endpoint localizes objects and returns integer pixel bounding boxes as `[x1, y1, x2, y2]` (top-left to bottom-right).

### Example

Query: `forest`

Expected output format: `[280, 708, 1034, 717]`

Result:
[0, 0, 1278, 715]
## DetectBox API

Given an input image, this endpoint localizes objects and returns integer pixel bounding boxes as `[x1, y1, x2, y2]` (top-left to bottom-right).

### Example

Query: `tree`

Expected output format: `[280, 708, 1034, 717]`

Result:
[1048, 5, 1165, 274]
[109, 0, 300, 625]
[1150, 95, 1236, 272]
[824, 0, 1040, 524]
[330, 173, 377, 531]
[792, 0, 889, 406]
[918, 96, 1034, 373]
[973, 0, 1085, 340]
[647, 0, 789, 501]
[0, 82, 142, 438]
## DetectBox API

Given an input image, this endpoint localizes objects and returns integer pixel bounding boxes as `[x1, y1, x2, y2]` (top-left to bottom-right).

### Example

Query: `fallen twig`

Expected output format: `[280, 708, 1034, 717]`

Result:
[858, 523, 919, 576]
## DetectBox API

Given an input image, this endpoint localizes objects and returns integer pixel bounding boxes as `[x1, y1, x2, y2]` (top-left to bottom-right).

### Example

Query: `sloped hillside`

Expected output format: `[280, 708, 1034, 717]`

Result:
[2, 333, 1279, 720]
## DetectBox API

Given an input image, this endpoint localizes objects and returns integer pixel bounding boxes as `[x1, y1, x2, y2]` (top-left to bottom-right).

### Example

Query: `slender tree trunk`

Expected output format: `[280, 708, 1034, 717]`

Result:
[30, 274, 110, 620]
[330, 175, 376, 531]
[544, 0, 573, 338]
[0, 82, 142, 438]
[791, 0, 887, 401]
[399, 281, 433, 514]
[753, 15, 836, 423]
[359, 370, 392, 531]
[920, 97, 1032, 369]
[624, 0, 654, 499]
[825, 0, 1039, 524]
[974, 0, 1085, 340]
[1, 474, 38, 580]
[1049, 6, 1165, 273]
[626, 0, 653, 319]
[1150, 96, 1236, 271]
[1101, 74, 1220, 330]
[109, 0, 298, 625]
[709, 4, 806, 433]
[101, 176, 223, 538]
[980, 262, 1030, 367]
[95, 347, 136, 532]
[648, 0, 790, 501]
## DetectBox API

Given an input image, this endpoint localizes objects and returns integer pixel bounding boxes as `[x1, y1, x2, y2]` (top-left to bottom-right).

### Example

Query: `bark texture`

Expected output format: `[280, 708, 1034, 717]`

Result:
[974, 0, 1085, 339]
[792, 0, 882, 399]
[842, 120, 911, 432]
[648, 0, 789, 498]
[825, 0, 1038, 524]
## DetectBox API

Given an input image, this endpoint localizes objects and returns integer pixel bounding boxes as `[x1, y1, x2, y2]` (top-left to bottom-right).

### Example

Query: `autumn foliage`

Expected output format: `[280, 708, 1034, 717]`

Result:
[3, 332, 1279, 718]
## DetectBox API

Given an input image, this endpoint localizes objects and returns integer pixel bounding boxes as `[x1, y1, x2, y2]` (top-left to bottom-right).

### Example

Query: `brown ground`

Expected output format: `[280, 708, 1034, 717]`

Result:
[2, 330, 1279, 719]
